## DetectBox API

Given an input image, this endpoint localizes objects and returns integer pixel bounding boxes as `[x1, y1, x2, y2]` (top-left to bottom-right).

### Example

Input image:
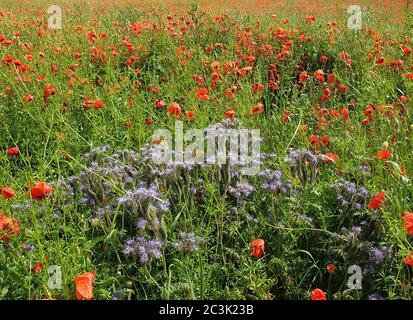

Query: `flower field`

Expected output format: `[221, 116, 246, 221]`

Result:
[1, 0, 413, 300]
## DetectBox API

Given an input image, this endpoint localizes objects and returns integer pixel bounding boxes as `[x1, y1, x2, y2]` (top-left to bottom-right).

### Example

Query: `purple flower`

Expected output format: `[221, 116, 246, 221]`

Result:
[228, 182, 254, 204]
[284, 149, 320, 183]
[330, 179, 369, 212]
[341, 226, 362, 246]
[173, 232, 200, 254]
[258, 169, 292, 195]
[368, 245, 390, 265]
[118, 183, 160, 205]
[123, 236, 163, 265]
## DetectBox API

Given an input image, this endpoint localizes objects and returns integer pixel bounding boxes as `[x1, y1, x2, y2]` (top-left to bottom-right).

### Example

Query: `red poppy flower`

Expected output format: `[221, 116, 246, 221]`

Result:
[7, 146, 20, 156]
[43, 84, 56, 101]
[362, 118, 370, 125]
[23, 93, 33, 103]
[320, 136, 329, 145]
[185, 110, 195, 121]
[327, 73, 335, 84]
[376, 56, 385, 64]
[30, 182, 52, 201]
[155, 99, 166, 109]
[224, 110, 235, 119]
[322, 153, 339, 164]
[368, 192, 386, 210]
[0, 212, 20, 243]
[167, 102, 182, 118]
[75, 271, 96, 300]
[326, 264, 336, 274]
[403, 253, 413, 266]
[145, 118, 153, 125]
[250, 239, 265, 259]
[305, 15, 316, 23]
[375, 149, 391, 160]
[322, 87, 331, 98]
[252, 83, 264, 93]
[196, 88, 209, 101]
[330, 109, 339, 118]
[1, 187, 15, 199]
[309, 135, 319, 145]
[32, 262, 43, 273]
[268, 82, 278, 91]
[403, 211, 413, 236]
[311, 288, 327, 300]
[92, 99, 104, 109]
[51, 64, 58, 73]
[398, 96, 408, 104]
[251, 103, 264, 116]
[314, 69, 325, 83]
[320, 56, 328, 63]
[299, 71, 309, 83]
[341, 107, 349, 122]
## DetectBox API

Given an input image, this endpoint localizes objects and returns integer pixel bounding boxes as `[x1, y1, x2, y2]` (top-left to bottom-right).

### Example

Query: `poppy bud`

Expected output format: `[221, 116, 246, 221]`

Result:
[32, 262, 43, 273]
[6, 146, 20, 156]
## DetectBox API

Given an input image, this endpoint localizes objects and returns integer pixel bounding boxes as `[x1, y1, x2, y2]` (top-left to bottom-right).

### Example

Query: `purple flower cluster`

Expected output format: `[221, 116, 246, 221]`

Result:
[258, 169, 292, 195]
[330, 179, 369, 212]
[284, 149, 320, 183]
[172, 232, 200, 254]
[59, 147, 143, 209]
[368, 244, 390, 265]
[340, 226, 362, 247]
[123, 236, 163, 265]
[118, 183, 159, 206]
[228, 182, 254, 204]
